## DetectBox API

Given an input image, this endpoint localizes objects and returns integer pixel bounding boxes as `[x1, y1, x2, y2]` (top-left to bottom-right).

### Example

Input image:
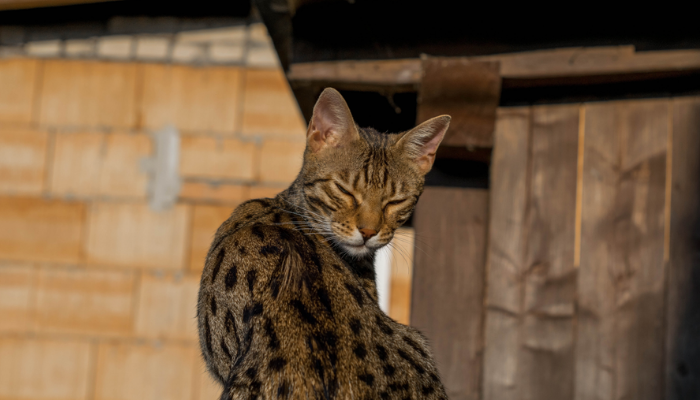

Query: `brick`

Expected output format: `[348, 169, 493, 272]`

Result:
[39, 60, 138, 128]
[25, 39, 61, 57]
[134, 272, 200, 340]
[0, 337, 91, 400]
[65, 39, 95, 57]
[249, 184, 286, 199]
[140, 64, 242, 133]
[177, 26, 246, 44]
[35, 267, 136, 336]
[0, 263, 37, 333]
[85, 202, 190, 269]
[180, 136, 255, 180]
[259, 139, 305, 183]
[246, 45, 281, 68]
[247, 22, 273, 46]
[241, 69, 306, 137]
[135, 36, 170, 60]
[193, 356, 223, 400]
[0, 128, 48, 195]
[94, 342, 195, 400]
[210, 43, 244, 63]
[171, 42, 205, 63]
[97, 35, 133, 59]
[50, 132, 151, 198]
[0, 58, 39, 125]
[0, 197, 84, 263]
[179, 181, 249, 204]
[189, 205, 235, 272]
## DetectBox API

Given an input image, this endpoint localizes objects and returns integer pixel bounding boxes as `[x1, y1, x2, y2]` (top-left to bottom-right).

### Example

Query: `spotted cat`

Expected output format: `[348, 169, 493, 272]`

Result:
[197, 88, 451, 399]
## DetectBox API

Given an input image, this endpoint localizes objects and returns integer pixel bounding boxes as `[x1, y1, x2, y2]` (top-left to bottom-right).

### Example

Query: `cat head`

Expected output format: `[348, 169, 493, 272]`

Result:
[298, 88, 450, 257]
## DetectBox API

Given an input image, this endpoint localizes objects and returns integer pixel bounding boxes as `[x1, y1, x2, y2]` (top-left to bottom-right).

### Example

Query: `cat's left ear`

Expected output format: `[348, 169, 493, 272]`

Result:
[398, 115, 451, 175]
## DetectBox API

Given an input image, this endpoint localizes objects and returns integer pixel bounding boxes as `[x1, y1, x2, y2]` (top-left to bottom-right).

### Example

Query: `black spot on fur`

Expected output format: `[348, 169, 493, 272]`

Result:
[358, 373, 375, 386]
[290, 299, 317, 325]
[430, 372, 439, 382]
[272, 213, 281, 224]
[349, 318, 362, 335]
[210, 296, 217, 315]
[268, 357, 287, 371]
[225, 264, 237, 289]
[242, 302, 263, 323]
[278, 381, 289, 398]
[383, 364, 396, 377]
[403, 335, 428, 358]
[376, 315, 394, 335]
[211, 249, 225, 282]
[376, 344, 388, 359]
[422, 385, 436, 395]
[204, 317, 213, 354]
[389, 382, 409, 392]
[264, 318, 280, 350]
[251, 225, 265, 240]
[246, 270, 257, 293]
[250, 198, 271, 208]
[221, 338, 231, 359]
[238, 246, 247, 256]
[317, 287, 333, 316]
[279, 228, 294, 242]
[381, 392, 390, 400]
[344, 283, 364, 306]
[260, 245, 282, 256]
[353, 343, 367, 359]
[270, 276, 281, 298]
[398, 349, 425, 374]
[332, 264, 343, 271]
[245, 367, 257, 379]
[244, 213, 253, 220]
[249, 380, 262, 394]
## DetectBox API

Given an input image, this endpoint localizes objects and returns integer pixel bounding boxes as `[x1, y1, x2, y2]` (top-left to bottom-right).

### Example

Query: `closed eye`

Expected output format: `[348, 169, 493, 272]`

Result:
[385, 199, 407, 209]
[335, 183, 358, 205]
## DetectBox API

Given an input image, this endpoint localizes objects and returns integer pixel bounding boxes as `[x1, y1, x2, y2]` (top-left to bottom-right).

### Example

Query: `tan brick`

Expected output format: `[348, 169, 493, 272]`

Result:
[39, 60, 138, 128]
[0, 337, 91, 400]
[0, 128, 48, 195]
[193, 356, 223, 400]
[189, 205, 235, 272]
[85, 202, 190, 269]
[180, 136, 256, 180]
[179, 181, 249, 204]
[35, 267, 136, 336]
[0, 263, 37, 333]
[241, 69, 306, 137]
[25, 40, 61, 57]
[248, 184, 286, 200]
[0, 197, 85, 263]
[259, 139, 305, 183]
[134, 272, 200, 340]
[50, 132, 151, 198]
[94, 342, 195, 400]
[0, 59, 39, 125]
[140, 64, 242, 133]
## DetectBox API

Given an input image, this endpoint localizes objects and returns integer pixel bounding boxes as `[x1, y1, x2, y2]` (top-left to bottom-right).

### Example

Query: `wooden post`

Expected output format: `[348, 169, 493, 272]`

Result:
[411, 187, 489, 400]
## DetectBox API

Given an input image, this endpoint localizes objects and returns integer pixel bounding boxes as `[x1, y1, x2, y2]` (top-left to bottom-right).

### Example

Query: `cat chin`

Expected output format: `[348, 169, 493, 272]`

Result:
[339, 243, 374, 257]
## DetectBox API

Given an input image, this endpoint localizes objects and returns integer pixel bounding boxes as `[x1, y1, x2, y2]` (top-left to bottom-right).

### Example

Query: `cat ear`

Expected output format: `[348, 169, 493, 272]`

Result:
[398, 115, 451, 175]
[307, 88, 359, 153]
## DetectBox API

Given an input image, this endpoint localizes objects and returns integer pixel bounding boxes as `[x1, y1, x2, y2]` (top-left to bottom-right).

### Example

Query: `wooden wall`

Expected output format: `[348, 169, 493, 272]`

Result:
[412, 97, 700, 400]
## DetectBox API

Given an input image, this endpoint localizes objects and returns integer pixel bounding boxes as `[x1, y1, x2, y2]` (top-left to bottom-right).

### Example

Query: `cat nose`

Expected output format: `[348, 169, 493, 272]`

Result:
[358, 228, 378, 242]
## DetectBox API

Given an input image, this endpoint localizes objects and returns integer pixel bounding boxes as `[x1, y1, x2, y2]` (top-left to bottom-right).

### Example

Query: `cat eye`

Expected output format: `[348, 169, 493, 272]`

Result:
[335, 183, 358, 205]
[385, 199, 407, 208]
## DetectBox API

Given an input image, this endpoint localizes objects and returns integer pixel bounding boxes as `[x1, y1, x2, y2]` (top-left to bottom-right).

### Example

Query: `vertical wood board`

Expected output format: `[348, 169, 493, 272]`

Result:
[411, 187, 489, 400]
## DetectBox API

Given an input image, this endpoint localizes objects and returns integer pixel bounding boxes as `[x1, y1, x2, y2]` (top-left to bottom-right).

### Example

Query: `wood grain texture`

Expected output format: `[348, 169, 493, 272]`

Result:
[411, 187, 489, 400]
[666, 97, 700, 400]
[518, 104, 579, 400]
[483, 107, 531, 400]
[576, 99, 668, 400]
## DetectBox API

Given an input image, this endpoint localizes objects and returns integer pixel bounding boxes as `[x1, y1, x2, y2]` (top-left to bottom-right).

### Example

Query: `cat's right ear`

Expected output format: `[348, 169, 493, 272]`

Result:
[307, 88, 359, 153]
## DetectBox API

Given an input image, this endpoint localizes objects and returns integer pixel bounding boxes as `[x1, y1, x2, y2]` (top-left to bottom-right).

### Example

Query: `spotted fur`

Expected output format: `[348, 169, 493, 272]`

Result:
[197, 88, 451, 399]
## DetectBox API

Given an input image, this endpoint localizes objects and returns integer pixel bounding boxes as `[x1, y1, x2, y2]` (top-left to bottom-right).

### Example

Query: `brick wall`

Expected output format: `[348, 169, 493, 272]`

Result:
[0, 36, 413, 399]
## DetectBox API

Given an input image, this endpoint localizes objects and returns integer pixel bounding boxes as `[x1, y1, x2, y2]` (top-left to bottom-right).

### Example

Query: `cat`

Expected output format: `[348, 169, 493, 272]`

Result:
[197, 87, 451, 400]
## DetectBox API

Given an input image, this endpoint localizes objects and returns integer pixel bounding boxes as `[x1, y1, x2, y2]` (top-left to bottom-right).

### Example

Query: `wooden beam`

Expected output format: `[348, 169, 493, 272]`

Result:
[288, 46, 700, 86]
[0, 0, 112, 11]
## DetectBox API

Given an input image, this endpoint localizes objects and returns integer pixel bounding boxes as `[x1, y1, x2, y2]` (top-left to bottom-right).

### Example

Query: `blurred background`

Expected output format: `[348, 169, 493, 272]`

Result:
[0, 1, 699, 400]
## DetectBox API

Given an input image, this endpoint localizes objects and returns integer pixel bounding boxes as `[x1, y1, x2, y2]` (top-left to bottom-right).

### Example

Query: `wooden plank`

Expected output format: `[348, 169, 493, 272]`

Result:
[411, 187, 489, 400]
[417, 57, 501, 149]
[518, 104, 579, 400]
[576, 99, 668, 400]
[287, 46, 700, 85]
[482, 107, 531, 400]
[0, 0, 108, 11]
[666, 97, 700, 400]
